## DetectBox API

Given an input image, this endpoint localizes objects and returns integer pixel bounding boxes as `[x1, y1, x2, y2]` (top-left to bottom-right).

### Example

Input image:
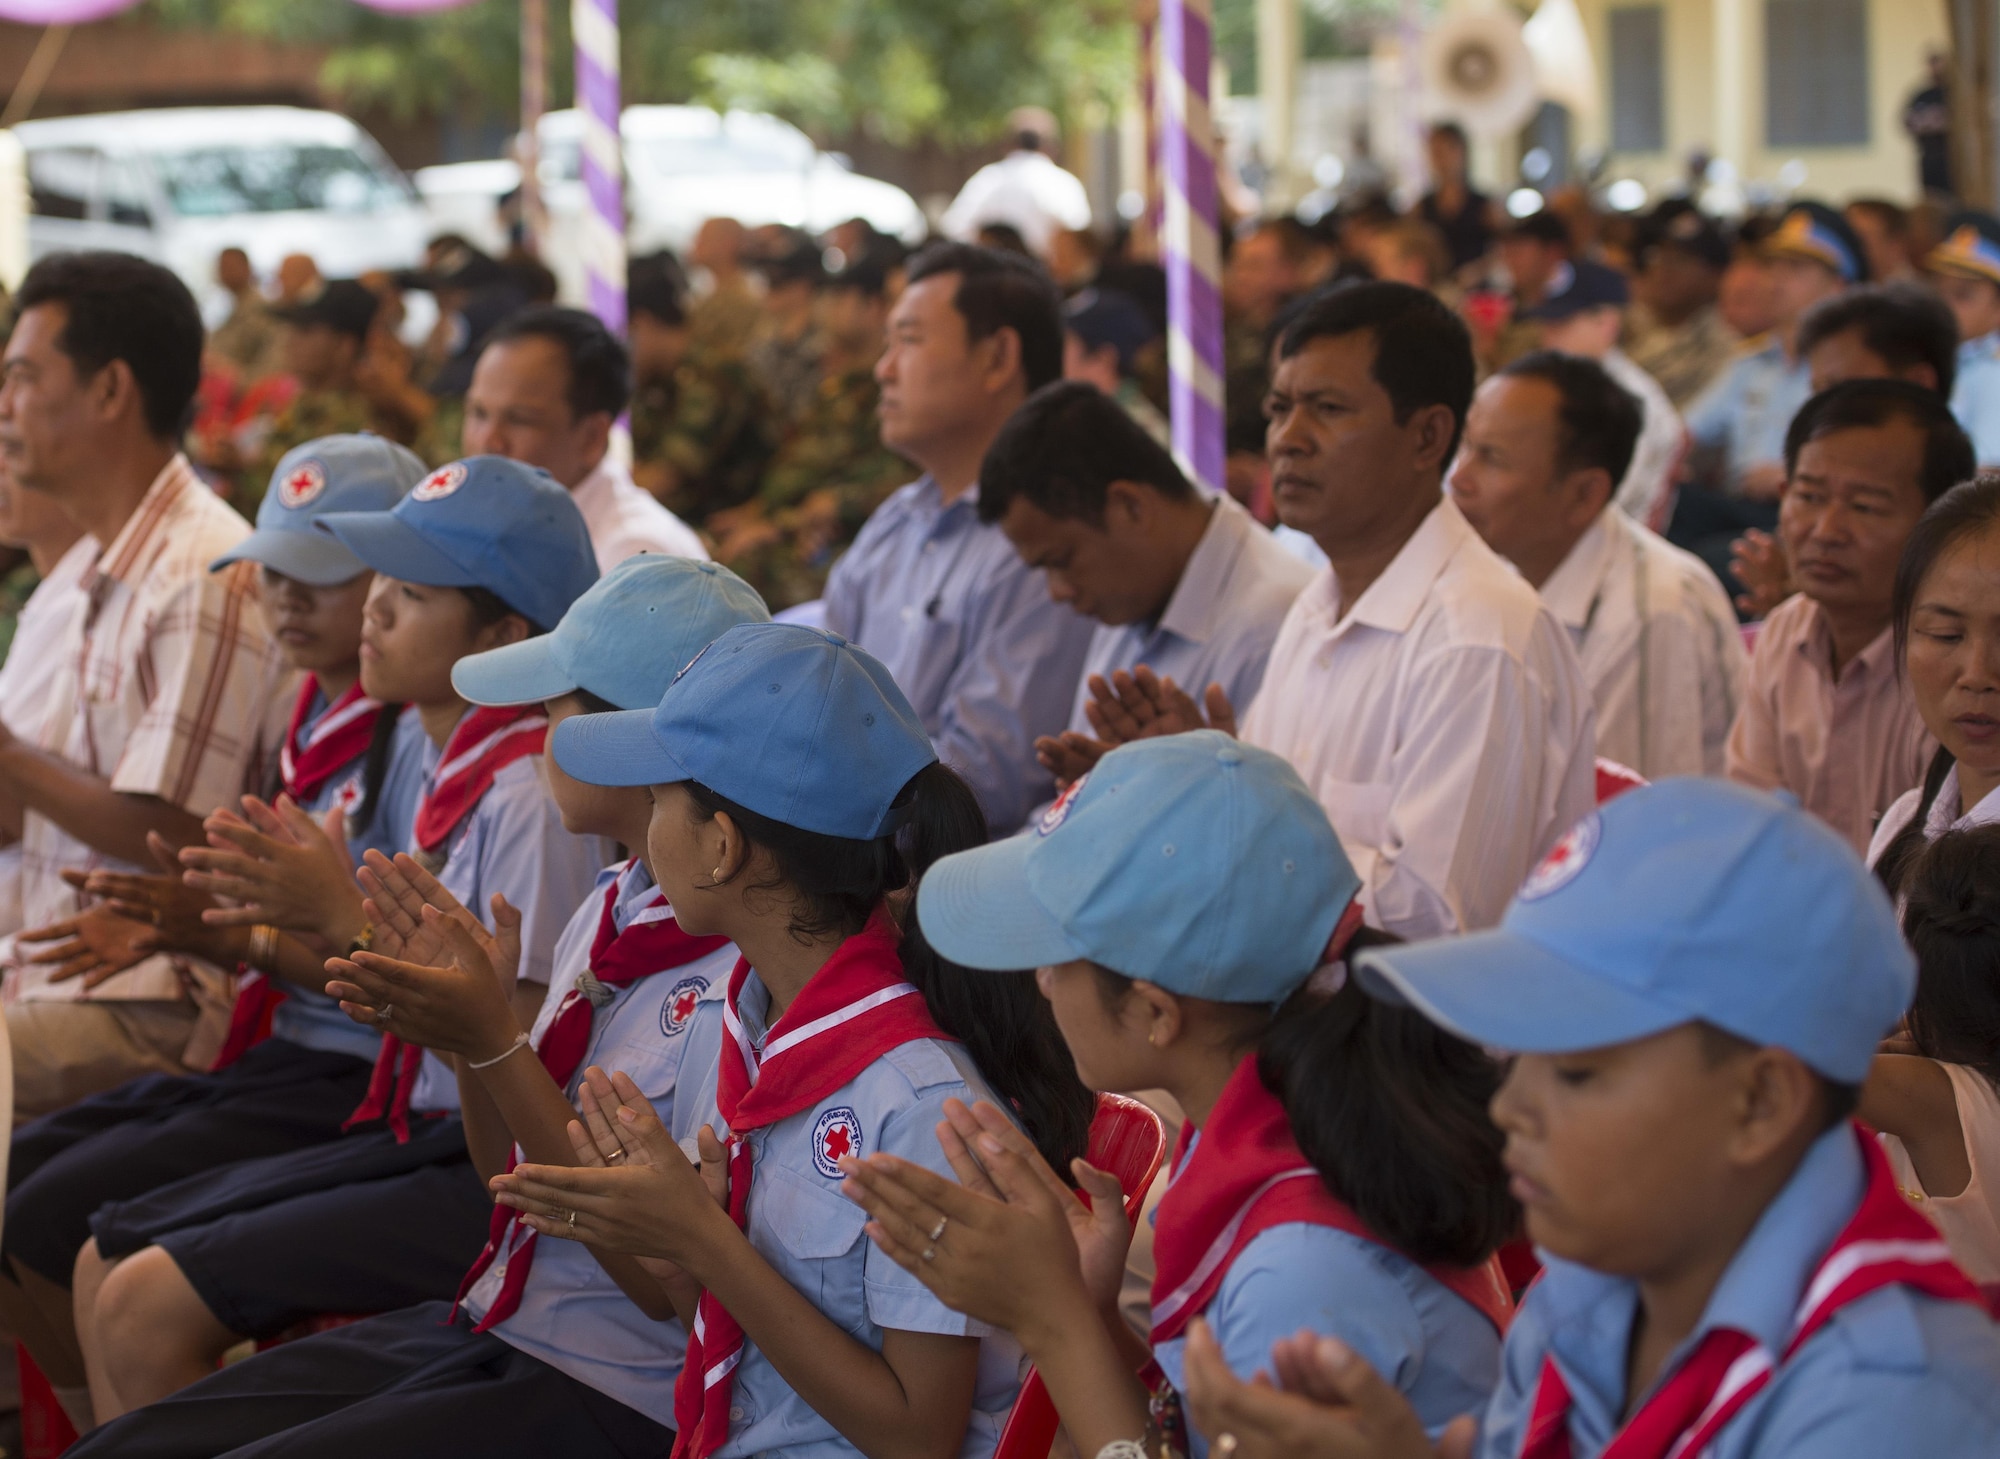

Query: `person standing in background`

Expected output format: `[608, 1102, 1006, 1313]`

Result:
[1414, 122, 1498, 274]
[941, 106, 1093, 260]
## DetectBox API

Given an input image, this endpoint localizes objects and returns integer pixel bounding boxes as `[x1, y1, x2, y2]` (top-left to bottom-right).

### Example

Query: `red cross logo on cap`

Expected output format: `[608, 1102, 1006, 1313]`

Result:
[412, 462, 468, 502]
[659, 976, 709, 1039]
[812, 1106, 863, 1178]
[1517, 812, 1602, 903]
[277, 461, 326, 509]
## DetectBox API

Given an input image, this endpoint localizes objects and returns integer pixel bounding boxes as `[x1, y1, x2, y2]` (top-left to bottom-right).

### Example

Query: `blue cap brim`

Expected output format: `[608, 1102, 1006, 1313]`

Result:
[915, 832, 1086, 972]
[315, 512, 478, 590]
[452, 638, 578, 708]
[552, 707, 688, 787]
[1353, 930, 1693, 1056]
[210, 529, 367, 587]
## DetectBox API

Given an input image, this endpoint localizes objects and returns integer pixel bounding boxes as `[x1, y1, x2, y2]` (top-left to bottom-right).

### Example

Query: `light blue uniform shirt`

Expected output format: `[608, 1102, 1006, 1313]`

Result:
[1065, 496, 1314, 736]
[1951, 332, 2000, 468]
[466, 858, 737, 1427]
[1684, 339, 1812, 490]
[271, 703, 431, 1061]
[674, 969, 1027, 1459]
[824, 477, 1095, 834]
[410, 752, 615, 1112]
[1149, 1133, 1500, 1456]
[1478, 1126, 2000, 1457]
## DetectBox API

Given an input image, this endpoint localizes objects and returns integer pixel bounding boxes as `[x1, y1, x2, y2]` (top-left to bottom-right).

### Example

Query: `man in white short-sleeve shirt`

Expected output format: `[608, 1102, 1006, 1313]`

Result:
[1091, 283, 1595, 938]
[1451, 353, 1744, 780]
[462, 307, 707, 571]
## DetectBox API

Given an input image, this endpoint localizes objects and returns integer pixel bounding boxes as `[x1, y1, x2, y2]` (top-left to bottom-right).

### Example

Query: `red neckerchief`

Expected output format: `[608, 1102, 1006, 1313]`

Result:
[671, 913, 953, 1459]
[1519, 1125, 1987, 1459]
[455, 861, 729, 1332]
[411, 705, 548, 855]
[212, 679, 386, 1072]
[281, 677, 385, 805]
[345, 705, 549, 1139]
[1149, 1055, 1513, 1344]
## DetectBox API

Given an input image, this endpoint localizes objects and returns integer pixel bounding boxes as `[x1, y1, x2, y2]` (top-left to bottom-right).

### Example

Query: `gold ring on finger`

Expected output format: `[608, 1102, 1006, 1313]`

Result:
[928, 1217, 947, 1242]
[606, 1148, 627, 1164]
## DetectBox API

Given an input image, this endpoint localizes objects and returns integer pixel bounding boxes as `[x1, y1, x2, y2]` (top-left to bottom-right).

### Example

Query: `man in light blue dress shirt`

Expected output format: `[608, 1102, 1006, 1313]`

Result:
[823, 243, 1093, 833]
[970, 380, 1312, 789]
[1929, 210, 2000, 468]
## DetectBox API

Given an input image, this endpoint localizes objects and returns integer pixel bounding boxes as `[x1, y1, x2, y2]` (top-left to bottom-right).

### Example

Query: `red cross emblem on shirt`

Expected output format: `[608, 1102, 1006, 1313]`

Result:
[660, 976, 709, 1039]
[811, 1105, 863, 1177]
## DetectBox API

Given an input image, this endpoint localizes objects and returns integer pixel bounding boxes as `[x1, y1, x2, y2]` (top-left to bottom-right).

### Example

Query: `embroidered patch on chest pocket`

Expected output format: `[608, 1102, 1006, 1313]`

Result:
[811, 1106, 863, 1178]
[660, 976, 709, 1038]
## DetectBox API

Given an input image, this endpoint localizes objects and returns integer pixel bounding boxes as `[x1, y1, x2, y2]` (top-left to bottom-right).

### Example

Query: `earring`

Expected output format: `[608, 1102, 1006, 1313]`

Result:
[711, 867, 725, 882]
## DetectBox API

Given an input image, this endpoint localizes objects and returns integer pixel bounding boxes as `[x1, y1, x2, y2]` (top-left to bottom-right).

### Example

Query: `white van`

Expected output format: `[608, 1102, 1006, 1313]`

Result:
[15, 107, 430, 296]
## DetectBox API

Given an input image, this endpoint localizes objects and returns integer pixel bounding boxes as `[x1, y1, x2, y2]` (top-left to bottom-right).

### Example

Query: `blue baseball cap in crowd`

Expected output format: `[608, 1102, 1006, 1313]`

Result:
[315, 455, 598, 631]
[918, 733, 1361, 1001]
[452, 555, 770, 712]
[1353, 779, 1912, 1083]
[210, 434, 427, 585]
[1520, 260, 1631, 321]
[553, 623, 936, 839]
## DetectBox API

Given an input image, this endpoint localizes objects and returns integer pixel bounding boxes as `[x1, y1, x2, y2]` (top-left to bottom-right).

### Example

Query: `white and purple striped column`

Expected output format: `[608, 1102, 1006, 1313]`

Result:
[1159, 0, 1224, 495]
[572, 0, 625, 332]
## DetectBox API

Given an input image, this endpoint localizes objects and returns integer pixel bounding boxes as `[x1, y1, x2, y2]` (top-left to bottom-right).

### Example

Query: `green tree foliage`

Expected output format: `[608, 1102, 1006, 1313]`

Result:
[144, 0, 1135, 145]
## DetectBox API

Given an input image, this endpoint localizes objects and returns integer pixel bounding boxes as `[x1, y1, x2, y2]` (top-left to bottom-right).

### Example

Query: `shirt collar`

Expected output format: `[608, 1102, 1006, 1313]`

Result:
[1536, 512, 1619, 632]
[1341, 497, 1476, 635]
[610, 856, 660, 934]
[1153, 497, 1252, 647]
[88, 454, 197, 587]
[1960, 332, 2000, 363]
[913, 473, 982, 522]
[1793, 599, 1897, 681]
[569, 456, 618, 510]
[1540, 1125, 1865, 1381]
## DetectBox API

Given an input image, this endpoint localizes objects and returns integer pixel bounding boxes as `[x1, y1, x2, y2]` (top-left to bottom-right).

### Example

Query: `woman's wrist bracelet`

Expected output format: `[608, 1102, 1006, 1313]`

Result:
[468, 1031, 532, 1070]
[246, 923, 280, 973]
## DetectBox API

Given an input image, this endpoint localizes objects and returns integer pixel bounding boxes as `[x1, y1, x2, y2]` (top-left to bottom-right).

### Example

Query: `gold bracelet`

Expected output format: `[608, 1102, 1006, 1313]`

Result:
[247, 924, 280, 973]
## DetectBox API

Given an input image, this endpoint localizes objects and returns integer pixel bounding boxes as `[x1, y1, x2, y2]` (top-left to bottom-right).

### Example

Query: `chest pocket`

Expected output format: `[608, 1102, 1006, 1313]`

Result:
[751, 1156, 871, 1331]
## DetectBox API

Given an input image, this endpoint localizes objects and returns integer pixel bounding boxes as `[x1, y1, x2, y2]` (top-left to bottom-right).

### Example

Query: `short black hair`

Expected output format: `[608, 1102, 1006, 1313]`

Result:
[1427, 120, 1468, 151]
[1499, 350, 1643, 485]
[1797, 284, 1959, 398]
[1783, 378, 1976, 505]
[904, 241, 1064, 393]
[480, 305, 632, 420]
[1277, 280, 1477, 458]
[976, 381, 1196, 526]
[1902, 822, 2000, 1088]
[16, 251, 204, 440]
[626, 253, 687, 328]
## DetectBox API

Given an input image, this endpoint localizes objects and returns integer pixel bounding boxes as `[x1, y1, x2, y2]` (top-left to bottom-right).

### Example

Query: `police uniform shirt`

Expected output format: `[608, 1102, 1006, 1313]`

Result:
[673, 969, 1027, 1459]
[824, 476, 1095, 835]
[461, 858, 738, 1428]
[1477, 1127, 2000, 1457]
[272, 704, 432, 1061]
[1684, 339, 1813, 490]
[1951, 333, 2000, 469]
[409, 753, 617, 1112]
[1065, 495, 1315, 738]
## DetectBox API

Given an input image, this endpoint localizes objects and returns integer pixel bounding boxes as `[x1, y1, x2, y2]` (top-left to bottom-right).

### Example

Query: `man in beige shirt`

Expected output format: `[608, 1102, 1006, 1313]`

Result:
[0, 254, 291, 1115]
[1727, 379, 1974, 851]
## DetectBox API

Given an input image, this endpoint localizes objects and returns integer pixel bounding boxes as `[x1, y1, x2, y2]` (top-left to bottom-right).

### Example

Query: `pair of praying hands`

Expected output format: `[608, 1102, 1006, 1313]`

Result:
[1034, 668, 1239, 791]
[18, 793, 357, 989]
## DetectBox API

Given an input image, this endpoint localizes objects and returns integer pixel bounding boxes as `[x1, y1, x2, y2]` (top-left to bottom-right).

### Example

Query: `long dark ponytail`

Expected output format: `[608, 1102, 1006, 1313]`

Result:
[1256, 929, 1517, 1267]
[684, 762, 1094, 1173]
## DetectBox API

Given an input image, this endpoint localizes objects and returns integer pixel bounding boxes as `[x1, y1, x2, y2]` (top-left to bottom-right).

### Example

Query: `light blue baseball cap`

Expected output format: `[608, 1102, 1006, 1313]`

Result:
[209, 434, 427, 586]
[917, 733, 1361, 1002]
[552, 622, 937, 840]
[314, 455, 598, 631]
[1354, 778, 1914, 1083]
[452, 555, 771, 712]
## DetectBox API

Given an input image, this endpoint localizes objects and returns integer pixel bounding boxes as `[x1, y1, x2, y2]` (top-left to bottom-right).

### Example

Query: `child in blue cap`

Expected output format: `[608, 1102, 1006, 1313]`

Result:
[0, 434, 432, 1413]
[61, 456, 612, 1429]
[837, 732, 1515, 1459]
[481, 623, 1094, 1459]
[1180, 779, 2000, 1459]
[64, 558, 773, 1457]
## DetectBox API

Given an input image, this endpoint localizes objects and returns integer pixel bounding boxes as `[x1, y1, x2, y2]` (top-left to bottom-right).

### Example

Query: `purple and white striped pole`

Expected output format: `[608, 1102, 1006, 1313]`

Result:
[1159, 0, 1224, 495]
[572, 0, 624, 332]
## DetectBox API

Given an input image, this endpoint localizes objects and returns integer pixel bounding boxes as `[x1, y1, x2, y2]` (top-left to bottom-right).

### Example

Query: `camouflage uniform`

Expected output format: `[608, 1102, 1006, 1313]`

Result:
[688, 281, 764, 359]
[0, 555, 37, 664]
[210, 296, 282, 380]
[246, 389, 378, 512]
[1624, 303, 1739, 410]
[724, 363, 912, 607]
[629, 346, 775, 528]
[416, 396, 466, 469]
[749, 327, 826, 431]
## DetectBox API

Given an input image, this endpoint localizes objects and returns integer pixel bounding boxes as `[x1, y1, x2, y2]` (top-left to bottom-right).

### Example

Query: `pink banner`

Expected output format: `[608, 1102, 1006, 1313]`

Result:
[0, 0, 476, 19]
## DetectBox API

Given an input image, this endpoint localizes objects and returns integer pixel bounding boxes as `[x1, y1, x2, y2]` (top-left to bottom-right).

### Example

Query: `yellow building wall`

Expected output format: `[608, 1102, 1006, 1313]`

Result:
[1570, 0, 1949, 205]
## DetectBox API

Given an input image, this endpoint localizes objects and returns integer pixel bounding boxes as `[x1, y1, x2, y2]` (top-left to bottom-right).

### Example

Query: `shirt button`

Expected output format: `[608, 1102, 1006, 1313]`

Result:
[729, 1407, 745, 1422]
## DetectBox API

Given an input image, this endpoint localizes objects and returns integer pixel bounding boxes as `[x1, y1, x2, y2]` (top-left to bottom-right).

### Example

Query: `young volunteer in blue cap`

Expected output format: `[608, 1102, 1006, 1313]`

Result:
[65, 558, 773, 1458]
[1179, 779, 2000, 1459]
[481, 623, 1093, 1459]
[1929, 210, 2000, 467]
[0, 435, 432, 1414]
[65, 456, 611, 1428]
[838, 733, 1515, 1459]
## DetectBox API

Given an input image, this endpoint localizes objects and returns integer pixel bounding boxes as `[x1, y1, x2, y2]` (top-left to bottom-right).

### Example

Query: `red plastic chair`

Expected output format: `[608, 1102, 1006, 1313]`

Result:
[992, 1094, 1170, 1459]
[18, 1344, 79, 1459]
